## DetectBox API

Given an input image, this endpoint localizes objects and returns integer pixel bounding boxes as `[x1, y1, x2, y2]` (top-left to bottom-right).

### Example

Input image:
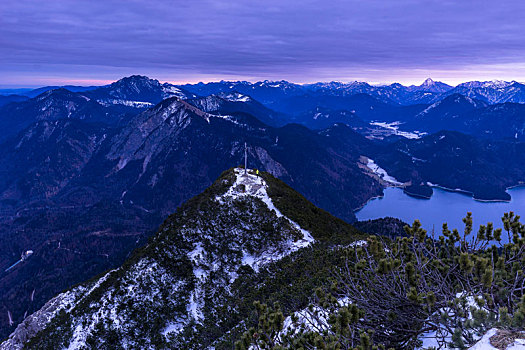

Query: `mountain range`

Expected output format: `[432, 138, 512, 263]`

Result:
[2, 75, 525, 345]
[179, 77, 525, 105]
[6, 76, 524, 107]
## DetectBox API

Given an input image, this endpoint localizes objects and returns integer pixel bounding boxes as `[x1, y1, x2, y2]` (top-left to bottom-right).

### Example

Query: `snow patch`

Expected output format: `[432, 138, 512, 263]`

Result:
[468, 328, 525, 349]
[365, 158, 403, 186]
[162, 320, 186, 337]
[218, 168, 314, 271]
[279, 298, 352, 339]
[347, 240, 367, 248]
[222, 93, 251, 102]
[369, 121, 426, 139]
[210, 114, 244, 126]
[98, 99, 153, 108]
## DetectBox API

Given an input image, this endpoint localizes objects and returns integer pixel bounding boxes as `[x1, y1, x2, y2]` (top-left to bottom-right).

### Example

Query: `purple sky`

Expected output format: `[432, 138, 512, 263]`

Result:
[1, 0, 525, 87]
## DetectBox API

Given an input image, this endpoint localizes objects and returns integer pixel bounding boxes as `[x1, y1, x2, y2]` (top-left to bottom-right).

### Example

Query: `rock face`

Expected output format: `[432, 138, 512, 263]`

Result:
[1, 287, 86, 350]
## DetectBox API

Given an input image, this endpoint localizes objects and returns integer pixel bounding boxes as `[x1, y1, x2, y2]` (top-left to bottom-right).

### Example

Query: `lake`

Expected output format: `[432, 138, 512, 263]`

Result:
[355, 186, 525, 239]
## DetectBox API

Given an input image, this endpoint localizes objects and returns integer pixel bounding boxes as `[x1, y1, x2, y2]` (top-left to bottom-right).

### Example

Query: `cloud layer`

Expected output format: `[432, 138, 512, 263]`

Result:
[1, 0, 525, 86]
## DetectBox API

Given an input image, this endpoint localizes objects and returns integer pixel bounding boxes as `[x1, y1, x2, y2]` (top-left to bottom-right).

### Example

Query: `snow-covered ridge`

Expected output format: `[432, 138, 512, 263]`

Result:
[167, 97, 245, 126]
[458, 80, 513, 89]
[278, 298, 351, 341]
[217, 168, 314, 271]
[0, 269, 117, 350]
[98, 99, 153, 108]
[165, 168, 315, 337]
[161, 84, 194, 99]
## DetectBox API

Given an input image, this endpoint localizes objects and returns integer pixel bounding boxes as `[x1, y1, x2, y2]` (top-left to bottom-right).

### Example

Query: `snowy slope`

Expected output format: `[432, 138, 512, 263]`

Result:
[218, 168, 314, 272]
[2, 168, 315, 350]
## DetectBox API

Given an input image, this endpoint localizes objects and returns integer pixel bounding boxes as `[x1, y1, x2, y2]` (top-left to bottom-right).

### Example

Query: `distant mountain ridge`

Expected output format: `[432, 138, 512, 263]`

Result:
[407, 93, 488, 132]
[0, 88, 125, 143]
[180, 78, 525, 105]
[4, 76, 525, 107]
[405, 94, 525, 141]
[441, 80, 525, 104]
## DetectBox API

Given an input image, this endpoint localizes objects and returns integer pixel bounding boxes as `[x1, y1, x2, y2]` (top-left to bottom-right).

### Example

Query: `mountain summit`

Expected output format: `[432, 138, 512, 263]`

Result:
[84, 75, 196, 107]
[421, 77, 436, 86]
[409, 78, 452, 93]
[1, 168, 362, 349]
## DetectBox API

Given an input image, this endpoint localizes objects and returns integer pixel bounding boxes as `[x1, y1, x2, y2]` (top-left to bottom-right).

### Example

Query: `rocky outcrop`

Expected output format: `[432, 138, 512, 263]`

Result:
[1, 290, 78, 350]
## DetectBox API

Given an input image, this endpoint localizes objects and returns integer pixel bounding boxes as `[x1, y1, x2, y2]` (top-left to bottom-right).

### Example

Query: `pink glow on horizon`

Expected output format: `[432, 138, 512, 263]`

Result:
[31, 77, 114, 87]
[3, 68, 525, 89]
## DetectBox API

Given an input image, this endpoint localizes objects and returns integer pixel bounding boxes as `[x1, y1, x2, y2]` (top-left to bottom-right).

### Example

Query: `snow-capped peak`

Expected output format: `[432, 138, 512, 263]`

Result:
[161, 84, 187, 99]
[408, 78, 452, 93]
[421, 78, 435, 86]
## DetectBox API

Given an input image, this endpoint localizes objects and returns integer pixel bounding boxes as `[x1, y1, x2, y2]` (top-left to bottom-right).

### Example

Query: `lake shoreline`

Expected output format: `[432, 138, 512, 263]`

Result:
[403, 189, 432, 200]
[418, 183, 523, 203]
[353, 193, 385, 212]
[356, 186, 525, 241]
[356, 182, 525, 216]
